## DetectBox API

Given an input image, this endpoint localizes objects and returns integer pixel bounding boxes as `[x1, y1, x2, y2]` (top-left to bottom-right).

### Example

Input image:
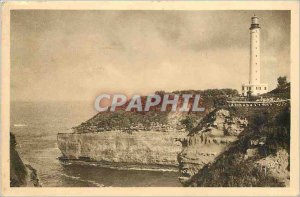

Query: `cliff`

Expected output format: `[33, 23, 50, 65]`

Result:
[177, 109, 248, 184]
[57, 131, 186, 168]
[179, 105, 290, 187]
[56, 89, 238, 168]
[10, 133, 41, 187]
[56, 86, 290, 186]
[177, 83, 291, 186]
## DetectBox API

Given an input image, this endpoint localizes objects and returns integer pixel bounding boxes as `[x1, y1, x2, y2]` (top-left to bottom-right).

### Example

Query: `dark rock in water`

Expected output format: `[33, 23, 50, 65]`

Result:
[10, 133, 41, 187]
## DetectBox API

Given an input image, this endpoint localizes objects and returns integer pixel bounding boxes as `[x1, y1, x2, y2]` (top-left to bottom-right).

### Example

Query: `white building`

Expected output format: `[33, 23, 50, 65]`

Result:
[242, 16, 268, 96]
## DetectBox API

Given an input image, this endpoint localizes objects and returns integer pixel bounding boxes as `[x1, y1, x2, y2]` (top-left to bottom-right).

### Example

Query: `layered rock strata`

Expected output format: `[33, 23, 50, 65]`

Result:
[177, 109, 248, 184]
[57, 131, 186, 167]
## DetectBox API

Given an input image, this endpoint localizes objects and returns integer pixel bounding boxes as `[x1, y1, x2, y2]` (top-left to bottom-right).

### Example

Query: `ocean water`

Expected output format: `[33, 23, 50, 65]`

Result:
[10, 101, 181, 187]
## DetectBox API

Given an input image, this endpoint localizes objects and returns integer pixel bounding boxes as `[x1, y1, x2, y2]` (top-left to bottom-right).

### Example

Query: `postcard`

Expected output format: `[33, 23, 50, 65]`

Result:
[1, 1, 299, 196]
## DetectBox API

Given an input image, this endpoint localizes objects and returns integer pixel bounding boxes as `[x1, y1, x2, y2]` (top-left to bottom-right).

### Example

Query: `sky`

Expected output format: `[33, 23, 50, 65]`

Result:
[11, 10, 290, 102]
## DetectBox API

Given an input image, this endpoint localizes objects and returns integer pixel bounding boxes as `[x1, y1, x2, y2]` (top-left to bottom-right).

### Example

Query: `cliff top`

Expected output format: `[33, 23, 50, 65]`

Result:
[73, 89, 239, 133]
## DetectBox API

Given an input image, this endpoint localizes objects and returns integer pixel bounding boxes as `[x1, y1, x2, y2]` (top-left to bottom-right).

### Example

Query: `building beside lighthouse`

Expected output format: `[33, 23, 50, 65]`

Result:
[242, 16, 268, 96]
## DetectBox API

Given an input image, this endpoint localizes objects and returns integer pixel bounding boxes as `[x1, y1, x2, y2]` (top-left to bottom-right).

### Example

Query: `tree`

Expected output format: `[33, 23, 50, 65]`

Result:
[247, 90, 252, 98]
[277, 76, 287, 88]
[180, 116, 197, 131]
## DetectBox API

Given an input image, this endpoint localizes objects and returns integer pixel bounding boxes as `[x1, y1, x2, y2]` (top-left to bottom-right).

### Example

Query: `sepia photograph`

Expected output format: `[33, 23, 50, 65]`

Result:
[1, 1, 299, 196]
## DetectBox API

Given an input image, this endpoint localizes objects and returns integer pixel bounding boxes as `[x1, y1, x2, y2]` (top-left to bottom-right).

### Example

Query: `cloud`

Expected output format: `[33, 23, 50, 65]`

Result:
[11, 10, 290, 101]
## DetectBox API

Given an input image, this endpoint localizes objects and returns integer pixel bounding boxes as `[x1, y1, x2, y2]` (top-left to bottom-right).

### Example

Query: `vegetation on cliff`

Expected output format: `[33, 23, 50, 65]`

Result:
[178, 108, 249, 183]
[184, 105, 290, 187]
[73, 88, 238, 133]
[181, 80, 290, 187]
[264, 76, 290, 99]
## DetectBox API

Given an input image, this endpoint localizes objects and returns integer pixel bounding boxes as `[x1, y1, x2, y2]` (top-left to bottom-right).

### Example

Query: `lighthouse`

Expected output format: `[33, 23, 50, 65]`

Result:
[242, 15, 268, 96]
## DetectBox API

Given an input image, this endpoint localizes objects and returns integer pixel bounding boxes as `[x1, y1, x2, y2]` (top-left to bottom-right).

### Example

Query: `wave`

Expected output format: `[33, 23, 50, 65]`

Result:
[97, 164, 178, 172]
[13, 123, 27, 127]
[60, 173, 104, 187]
[60, 160, 178, 172]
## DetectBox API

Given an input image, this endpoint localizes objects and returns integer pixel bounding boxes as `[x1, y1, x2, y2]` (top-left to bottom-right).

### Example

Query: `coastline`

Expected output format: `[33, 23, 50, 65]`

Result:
[58, 158, 179, 172]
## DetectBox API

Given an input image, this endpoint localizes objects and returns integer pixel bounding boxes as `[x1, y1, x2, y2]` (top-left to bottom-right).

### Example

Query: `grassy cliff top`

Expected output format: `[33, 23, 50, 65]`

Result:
[73, 83, 290, 134]
[73, 89, 239, 133]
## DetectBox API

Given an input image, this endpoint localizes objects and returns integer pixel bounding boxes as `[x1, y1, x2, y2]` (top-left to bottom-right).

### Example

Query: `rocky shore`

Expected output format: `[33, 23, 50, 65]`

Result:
[10, 133, 41, 187]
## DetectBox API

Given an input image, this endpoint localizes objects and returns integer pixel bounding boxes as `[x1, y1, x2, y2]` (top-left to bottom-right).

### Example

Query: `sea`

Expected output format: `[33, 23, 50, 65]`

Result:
[10, 101, 181, 187]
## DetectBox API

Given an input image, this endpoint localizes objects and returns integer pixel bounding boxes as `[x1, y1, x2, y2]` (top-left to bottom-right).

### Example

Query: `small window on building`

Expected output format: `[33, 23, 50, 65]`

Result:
[264, 87, 267, 90]
[242, 87, 244, 90]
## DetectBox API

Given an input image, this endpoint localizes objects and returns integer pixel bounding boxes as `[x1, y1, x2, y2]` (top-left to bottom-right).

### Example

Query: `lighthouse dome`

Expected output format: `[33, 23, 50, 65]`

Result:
[251, 16, 259, 24]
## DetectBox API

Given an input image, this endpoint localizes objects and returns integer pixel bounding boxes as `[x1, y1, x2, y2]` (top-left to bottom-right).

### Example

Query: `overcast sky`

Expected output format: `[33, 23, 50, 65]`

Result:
[11, 10, 290, 102]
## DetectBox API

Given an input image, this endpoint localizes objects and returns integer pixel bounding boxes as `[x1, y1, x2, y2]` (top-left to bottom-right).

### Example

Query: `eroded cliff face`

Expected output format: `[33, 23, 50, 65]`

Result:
[57, 131, 186, 167]
[10, 133, 41, 187]
[177, 109, 248, 184]
[179, 105, 290, 187]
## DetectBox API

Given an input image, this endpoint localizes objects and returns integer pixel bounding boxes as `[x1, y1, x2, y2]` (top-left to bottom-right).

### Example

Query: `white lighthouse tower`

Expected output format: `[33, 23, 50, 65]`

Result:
[242, 15, 268, 96]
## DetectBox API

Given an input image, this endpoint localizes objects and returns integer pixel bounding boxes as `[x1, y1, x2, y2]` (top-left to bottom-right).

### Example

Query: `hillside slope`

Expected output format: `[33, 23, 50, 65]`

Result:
[180, 83, 291, 187]
[73, 89, 237, 133]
